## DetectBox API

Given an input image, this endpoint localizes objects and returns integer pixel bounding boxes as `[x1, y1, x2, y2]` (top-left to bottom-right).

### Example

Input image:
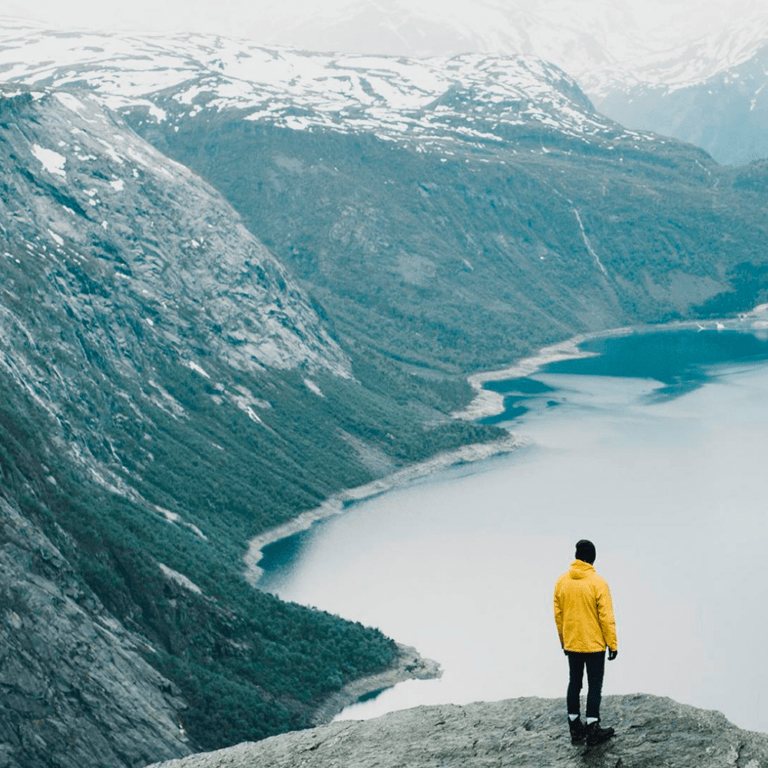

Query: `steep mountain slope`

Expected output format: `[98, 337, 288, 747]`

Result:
[3, 28, 768, 768]
[3, 32, 766, 370]
[0, 84, 499, 767]
[0, 496, 190, 767]
[587, 14, 768, 166]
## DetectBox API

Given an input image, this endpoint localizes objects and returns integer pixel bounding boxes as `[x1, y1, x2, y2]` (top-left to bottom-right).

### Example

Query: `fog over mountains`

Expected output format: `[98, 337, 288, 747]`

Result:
[1, 8, 768, 768]
[5, 0, 768, 165]
[248, 0, 768, 166]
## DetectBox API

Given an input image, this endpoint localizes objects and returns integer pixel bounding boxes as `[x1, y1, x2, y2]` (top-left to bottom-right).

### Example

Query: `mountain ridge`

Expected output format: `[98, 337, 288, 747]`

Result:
[5, 3, 768, 170]
[3, 25, 768, 768]
[0, 29, 625, 146]
[0, 79, 502, 767]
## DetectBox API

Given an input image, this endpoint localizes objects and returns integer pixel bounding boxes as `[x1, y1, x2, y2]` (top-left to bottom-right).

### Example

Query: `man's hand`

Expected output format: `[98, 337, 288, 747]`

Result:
[608, 649, 618, 661]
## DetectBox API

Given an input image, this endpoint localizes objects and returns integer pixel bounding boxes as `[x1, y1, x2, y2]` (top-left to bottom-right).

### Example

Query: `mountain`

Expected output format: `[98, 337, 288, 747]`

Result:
[6, 2, 768, 170]
[3, 30, 767, 369]
[227, 0, 768, 166]
[231, 0, 768, 166]
[0, 82, 499, 767]
[145, 694, 768, 768]
[3, 26, 768, 768]
[586, 13, 768, 166]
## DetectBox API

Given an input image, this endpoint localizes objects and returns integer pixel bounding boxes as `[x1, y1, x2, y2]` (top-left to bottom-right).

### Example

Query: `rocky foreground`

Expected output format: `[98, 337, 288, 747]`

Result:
[147, 694, 768, 768]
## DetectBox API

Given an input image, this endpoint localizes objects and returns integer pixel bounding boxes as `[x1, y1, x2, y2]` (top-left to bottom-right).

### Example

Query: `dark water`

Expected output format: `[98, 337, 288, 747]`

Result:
[483, 329, 768, 424]
[259, 530, 311, 574]
[258, 326, 768, 733]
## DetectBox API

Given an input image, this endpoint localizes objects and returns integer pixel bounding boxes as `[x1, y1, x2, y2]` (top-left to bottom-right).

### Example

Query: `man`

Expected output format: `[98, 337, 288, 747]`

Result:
[553, 539, 618, 746]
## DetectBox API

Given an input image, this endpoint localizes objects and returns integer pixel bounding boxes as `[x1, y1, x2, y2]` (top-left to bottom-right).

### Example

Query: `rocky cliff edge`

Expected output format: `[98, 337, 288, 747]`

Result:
[147, 694, 768, 768]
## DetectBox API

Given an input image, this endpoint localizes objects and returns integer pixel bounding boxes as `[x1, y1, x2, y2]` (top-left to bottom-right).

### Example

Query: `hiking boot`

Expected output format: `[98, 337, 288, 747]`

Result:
[568, 717, 586, 744]
[585, 720, 615, 746]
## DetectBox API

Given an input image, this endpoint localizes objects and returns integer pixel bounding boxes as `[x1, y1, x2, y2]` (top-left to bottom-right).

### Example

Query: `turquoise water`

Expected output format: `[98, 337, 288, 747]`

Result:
[481, 328, 768, 424]
[258, 327, 768, 733]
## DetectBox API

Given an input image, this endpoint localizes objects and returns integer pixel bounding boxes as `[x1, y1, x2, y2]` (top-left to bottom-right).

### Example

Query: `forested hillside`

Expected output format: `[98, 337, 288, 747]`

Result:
[0, 85, 495, 767]
[1, 30, 768, 768]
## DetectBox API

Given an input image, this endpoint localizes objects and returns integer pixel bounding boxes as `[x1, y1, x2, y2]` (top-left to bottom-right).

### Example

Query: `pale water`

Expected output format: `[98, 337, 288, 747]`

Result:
[259, 328, 768, 733]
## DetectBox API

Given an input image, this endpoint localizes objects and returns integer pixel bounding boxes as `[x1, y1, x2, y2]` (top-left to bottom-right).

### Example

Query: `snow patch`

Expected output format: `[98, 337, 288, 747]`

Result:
[55, 91, 86, 114]
[158, 563, 203, 595]
[31, 144, 66, 178]
[96, 137, 124, 164]
[304, 378, 324, 397]
[148, 103, 167, 121]
[184, 360, 210, 378]
[147, 379, 186, 418]
[155, 505, 208, 540]
[229, 385, 271, 423]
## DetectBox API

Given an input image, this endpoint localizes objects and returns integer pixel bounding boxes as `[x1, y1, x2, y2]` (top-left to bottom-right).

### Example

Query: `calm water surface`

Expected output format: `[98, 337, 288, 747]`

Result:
[259, 328, 768, 733]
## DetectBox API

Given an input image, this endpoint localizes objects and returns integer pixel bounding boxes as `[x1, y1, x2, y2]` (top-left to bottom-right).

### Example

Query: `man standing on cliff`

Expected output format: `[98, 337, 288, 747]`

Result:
[554, 539, 618, 746]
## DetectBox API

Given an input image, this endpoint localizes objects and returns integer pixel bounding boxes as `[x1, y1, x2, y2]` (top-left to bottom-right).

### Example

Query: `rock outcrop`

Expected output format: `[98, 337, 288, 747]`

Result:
[0, 497, 190, 768]
[147, 694, 768, 768]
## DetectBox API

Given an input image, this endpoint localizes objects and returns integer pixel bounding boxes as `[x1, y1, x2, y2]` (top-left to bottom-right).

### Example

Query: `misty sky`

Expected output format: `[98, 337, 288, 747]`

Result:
[3, 0, 755, 45]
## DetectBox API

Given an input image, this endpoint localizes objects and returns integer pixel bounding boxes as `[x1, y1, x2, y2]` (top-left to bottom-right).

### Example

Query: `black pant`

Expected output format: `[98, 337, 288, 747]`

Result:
[566, 651, 605, 720]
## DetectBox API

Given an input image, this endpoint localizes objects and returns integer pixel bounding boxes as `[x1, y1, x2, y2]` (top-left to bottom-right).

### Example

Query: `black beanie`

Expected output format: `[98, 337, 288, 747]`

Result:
[575, 539, 596, 564]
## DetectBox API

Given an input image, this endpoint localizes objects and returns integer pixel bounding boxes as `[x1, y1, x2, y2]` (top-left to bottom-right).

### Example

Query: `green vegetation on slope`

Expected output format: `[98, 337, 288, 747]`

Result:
[0, 322, 499, 751]
[136, 117, 768, 375]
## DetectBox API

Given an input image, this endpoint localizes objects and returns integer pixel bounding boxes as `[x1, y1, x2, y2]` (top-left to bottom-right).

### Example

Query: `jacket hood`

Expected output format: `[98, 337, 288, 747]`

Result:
[568, 559, 595, 580]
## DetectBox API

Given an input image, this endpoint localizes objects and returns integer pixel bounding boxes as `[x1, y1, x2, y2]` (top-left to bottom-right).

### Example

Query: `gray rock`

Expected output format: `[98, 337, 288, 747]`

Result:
[308, 644, 442, 726]
[146, 694, 768, 768]
[0, 497, 190, 768]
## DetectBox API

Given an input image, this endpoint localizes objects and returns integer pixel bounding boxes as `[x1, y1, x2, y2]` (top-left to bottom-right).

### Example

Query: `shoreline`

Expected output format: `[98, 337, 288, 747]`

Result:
[308, 643, 442, 726]
[245, 308, 768, 588]
[242, 307, 768, 720]
[453, 309, 768, 422]
[243, 432, 524, 587]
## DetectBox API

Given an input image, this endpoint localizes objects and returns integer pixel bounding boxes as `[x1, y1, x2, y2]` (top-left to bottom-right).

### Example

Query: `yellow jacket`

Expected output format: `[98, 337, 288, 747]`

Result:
[554, 560, 617, 653]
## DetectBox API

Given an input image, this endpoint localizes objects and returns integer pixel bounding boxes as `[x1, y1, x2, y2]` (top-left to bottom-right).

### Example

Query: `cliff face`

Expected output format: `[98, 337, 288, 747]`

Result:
[1, 83, 488, 765]
[146, 694, 768, 768]
[0, 497, 190, 768]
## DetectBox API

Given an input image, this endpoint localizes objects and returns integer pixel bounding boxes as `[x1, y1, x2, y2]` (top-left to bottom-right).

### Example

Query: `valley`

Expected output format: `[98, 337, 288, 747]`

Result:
[0, 18, 767, 768]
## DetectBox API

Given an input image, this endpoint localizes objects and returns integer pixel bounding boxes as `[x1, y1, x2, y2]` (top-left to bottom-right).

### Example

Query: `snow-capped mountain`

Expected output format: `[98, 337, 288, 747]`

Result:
[0, 26, 634, 149]
[585, 6, 768, 94]
[5, 1, 768, 166]
[585, 10, 768, 165]
[595, 46, 768, 166]
[222, 0, 768, 165]
[4, 20, 768, 768]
